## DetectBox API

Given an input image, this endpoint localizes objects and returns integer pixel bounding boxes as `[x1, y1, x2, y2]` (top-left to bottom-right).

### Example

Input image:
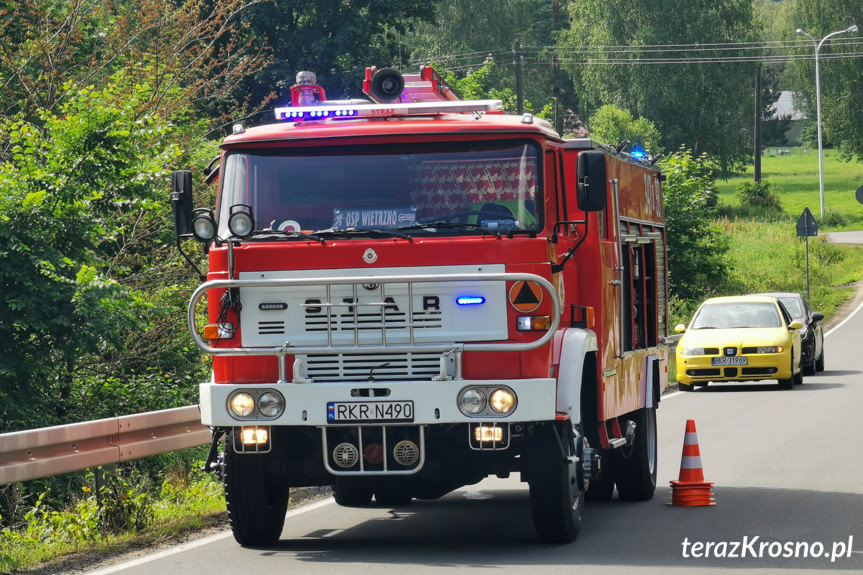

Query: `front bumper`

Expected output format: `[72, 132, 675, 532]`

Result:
[200, 378, 556, 427]
[676, 353, 792, 384]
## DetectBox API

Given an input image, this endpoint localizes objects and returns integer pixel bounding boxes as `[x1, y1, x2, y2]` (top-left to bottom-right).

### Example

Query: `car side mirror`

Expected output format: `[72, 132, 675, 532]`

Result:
[576, 151, 608, 212]
[812, 312, 824, 322]
[674, 323, 687, 334]
[171, 170, 194, 238]
[789, 320, 804, 330]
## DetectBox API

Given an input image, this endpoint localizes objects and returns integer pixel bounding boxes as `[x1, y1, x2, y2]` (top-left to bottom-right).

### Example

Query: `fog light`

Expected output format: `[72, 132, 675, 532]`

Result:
[489, 388, 516, 414]
[257, 391, 284, 417]
[228, 208, 255, 238]
[228, 392, 255, 417]
[474, 425, 504, 442]
[241, 426, 269, 445]
[459, 389, 486, 414]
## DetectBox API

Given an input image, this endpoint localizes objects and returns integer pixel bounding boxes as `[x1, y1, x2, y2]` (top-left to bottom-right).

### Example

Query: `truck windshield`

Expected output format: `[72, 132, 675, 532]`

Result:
[217, 141, 540, 238]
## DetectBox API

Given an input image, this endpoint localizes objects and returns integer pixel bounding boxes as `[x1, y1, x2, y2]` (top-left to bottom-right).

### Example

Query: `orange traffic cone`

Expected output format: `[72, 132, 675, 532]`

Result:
[669, 419, 716, 506]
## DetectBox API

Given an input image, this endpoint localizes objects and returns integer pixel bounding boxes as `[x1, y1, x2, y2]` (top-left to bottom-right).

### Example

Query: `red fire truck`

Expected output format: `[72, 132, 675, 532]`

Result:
[171, 67, 668, 546]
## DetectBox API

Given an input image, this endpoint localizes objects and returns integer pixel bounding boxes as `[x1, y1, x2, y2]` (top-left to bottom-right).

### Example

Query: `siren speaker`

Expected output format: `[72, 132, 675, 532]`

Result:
[370, 68, 405, 102]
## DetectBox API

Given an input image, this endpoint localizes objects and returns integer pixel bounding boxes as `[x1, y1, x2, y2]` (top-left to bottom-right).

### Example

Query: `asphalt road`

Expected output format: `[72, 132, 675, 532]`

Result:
[87, 300, 863, 575]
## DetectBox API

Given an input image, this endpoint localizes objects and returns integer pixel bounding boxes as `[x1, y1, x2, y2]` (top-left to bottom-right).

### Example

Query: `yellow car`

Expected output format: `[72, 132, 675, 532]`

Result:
[675, 295, 804, 391]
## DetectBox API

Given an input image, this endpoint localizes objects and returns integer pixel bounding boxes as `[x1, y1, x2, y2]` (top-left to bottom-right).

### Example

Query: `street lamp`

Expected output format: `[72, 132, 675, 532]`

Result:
[796, 25, 859, 218]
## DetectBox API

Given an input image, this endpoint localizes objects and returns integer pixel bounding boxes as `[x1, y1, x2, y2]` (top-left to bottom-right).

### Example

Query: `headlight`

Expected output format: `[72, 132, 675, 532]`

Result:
[459, 389, 486, 414]
[756, 346, 783, 354]
[228, 392, 255, 417]
[489, 389, 516, 414]
[228, 206, 255, 238]
[257, 391, 285, 418]
[799, 328, 808, 340]
[192, 213, 216, 241]
[679, 347, 707, 356]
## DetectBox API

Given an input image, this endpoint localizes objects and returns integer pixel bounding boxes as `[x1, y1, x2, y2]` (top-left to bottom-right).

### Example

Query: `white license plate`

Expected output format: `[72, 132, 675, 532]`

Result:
[327, 401, 414, 423]
[712, 356, 747, 366]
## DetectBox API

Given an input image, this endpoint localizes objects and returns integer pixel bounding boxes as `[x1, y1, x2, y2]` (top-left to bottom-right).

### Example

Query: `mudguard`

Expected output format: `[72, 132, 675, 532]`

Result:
[553, 328, 599, 423]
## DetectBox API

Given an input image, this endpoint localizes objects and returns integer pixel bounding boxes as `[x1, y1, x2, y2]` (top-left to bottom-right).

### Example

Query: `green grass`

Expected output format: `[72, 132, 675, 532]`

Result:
[0, 470, 226, 573]
[716, 147, 863, 228]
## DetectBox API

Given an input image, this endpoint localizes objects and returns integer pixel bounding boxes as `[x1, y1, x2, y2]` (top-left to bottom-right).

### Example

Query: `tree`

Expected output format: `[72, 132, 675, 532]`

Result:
[406, 0, 576, 131]
[229, 0, 440, 120]
[588, 105, 662, 154]
[660, 149, 732, 305]
[785, 0, 863, 160]
[558, 0, 761, 173]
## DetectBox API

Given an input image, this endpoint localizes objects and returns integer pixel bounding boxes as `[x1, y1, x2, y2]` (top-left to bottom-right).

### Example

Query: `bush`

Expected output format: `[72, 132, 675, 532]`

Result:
[736, 179, 781, 210]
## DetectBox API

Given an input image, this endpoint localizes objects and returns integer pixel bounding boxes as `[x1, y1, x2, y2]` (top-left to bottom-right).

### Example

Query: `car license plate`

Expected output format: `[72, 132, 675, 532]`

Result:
[711, 357, 747, 366]
[327, 401, 414, 423]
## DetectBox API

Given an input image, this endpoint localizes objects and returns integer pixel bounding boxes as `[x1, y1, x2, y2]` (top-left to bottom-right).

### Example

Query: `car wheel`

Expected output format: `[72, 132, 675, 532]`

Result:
[803, 359, 816, 376]
[613, 407, 658, 501]
[526, 423, 585, 543]
[778, 352, 794, 390]
[678, 382, 694, 392]
[815, 348, 825, 372]
[224, 432, 290, 546]
[794, 364, 804, 385]
[334, 477, 373, 507]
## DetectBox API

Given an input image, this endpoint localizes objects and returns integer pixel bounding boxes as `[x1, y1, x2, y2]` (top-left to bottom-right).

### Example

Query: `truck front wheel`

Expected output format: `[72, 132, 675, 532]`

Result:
[526, 424, 585, 544]
[224, 431, 290, 546]
[613, 406, 658, 501]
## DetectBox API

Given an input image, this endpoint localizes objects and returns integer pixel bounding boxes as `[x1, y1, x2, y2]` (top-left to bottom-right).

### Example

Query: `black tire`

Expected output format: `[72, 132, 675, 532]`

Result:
[585, 456, 615, 501]
[526, 424, 585, 544]
[372, 478, 413, 507]
[224, 433, 290, 546]
[778, 351, 794, 389]
[333, 477, 373, 507]
[803, 359, 816, 376]
[678, 382, 694, 392]
[815, 348, 825, 372]
[794, 363, 804, 385]
[613, 407, 658, 501]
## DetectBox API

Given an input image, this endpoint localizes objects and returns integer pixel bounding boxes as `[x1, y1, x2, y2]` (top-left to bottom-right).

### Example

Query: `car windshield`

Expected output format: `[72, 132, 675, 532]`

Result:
[691, 302, 782, 329]
[217, 141, 540, 238]
[777, 297, 804, 320]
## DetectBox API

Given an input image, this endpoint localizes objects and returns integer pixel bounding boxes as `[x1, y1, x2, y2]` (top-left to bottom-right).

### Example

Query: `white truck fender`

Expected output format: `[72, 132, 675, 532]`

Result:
[554, 328, 599, 424]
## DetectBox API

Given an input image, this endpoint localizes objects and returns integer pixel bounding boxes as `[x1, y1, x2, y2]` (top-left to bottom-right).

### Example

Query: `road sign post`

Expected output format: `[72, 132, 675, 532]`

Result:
[796, 207, 819, 299]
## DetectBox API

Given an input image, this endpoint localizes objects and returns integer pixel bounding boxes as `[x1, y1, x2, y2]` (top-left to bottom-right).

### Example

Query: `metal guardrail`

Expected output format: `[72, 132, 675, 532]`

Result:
[0, 406, 211, 485]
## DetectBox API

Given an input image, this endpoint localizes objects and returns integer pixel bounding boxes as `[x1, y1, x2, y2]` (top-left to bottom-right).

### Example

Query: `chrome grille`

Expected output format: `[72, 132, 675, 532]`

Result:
[303, 353, 442, 382]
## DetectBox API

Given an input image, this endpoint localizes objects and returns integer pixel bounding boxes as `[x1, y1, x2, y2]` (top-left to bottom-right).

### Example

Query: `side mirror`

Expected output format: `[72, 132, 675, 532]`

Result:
[789, 321, 804, 330]
[576, 151, 608, 212]
[171, 171, 194, 238]
[674, 323, 687, 334]
[812, 312, 824, 322]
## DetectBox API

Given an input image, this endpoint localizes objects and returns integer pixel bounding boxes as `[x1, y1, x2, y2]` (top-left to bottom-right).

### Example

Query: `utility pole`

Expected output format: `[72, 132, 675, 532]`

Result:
[514, 43, 523, 115]
[754, 63, 762, 182]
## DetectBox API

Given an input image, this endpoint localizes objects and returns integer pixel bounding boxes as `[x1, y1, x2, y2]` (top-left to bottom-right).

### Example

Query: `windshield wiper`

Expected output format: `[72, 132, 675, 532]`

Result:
[313, 227, 413, 241]
[397, 221, 501, 237]
[255, 229, 325, 244]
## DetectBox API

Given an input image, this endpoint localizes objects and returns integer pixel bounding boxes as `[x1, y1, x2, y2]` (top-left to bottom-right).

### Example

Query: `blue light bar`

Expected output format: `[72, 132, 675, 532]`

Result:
[630, 147, 646, 158]
[456, 296, 486, 306]
[273, 100, 503, 122]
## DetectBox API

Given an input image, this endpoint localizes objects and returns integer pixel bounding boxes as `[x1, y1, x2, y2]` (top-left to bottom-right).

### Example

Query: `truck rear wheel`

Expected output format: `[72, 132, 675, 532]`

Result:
[224, 432, 290, 546]
[613, 406, 657, 501]
[526, 424, 585, 543]
[333, 477, 373, 507]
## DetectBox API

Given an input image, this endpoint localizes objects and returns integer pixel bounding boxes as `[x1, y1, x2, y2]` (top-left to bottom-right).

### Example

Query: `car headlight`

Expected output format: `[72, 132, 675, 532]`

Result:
[257, 391, 285, 418]
[228, 392, 255, 417]
[756, 346, 783, 354]
[459, 389, 487, 414]
[679, 347, 707, 356]
[489, 389, 516, 414]
[799, 328, 808, 340]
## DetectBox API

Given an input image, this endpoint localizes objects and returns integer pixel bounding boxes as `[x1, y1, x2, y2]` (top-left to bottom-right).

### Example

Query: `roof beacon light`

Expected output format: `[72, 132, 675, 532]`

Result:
[274, 99, 502, 122]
